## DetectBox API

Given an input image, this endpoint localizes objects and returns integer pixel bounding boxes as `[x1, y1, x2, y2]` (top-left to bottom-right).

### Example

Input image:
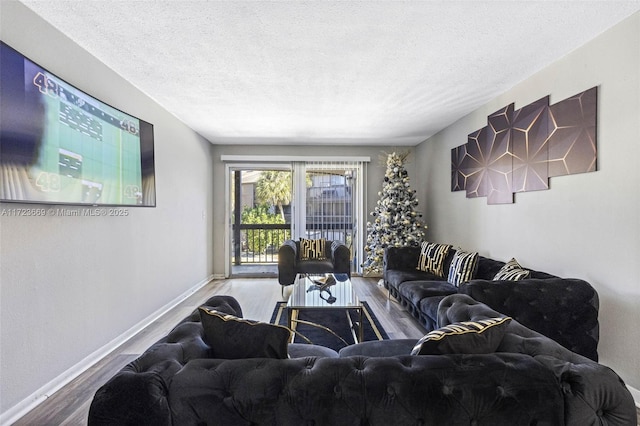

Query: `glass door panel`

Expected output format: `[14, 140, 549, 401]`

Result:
[229, 168, 292, 277]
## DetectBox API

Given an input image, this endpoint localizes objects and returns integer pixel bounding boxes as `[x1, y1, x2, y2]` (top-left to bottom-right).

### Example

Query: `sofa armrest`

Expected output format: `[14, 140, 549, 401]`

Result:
[88, 367, 173, 426]
[278, 240, 298, 285]
[88, 323, 208, 426]
[458, 278, 599, 361]
[330, 240, 351, 276]
[437, 294, 636, 426]
[535, 356, 637, 426]
[88, 296, 242, 425]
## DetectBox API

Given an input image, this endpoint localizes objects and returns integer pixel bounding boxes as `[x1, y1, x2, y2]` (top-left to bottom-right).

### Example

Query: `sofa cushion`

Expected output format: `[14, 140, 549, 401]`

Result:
[418, 295, 449, 330]
[296, 258, 335, 274]
[398, 281, 457, 306]
[417, 242, 452, 277]
[493, 258, 531, 280]
[411, 316, 512, 355]
[338, 339, 419, 357]
[386, 269, 444, 289]
[447, 249, 479, 286]
[300, 238, 326, 260]
[288, 343, 338, 358]
[199, 307, 291, 359]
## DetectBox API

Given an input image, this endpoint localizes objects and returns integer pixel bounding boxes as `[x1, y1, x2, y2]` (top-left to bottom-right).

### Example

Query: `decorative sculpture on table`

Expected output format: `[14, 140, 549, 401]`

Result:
[306, 274, 337, 304]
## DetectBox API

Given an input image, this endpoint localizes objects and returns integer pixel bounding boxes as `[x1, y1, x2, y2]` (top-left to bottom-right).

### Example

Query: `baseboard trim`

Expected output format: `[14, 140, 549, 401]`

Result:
[0, 275, 214, 426]
[628, 384, 640, 409]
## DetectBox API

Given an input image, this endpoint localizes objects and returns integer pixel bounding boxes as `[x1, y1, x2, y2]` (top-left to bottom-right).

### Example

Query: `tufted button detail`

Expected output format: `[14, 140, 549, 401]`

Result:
[387, 386, 396, 396]
[333, 385, 342, 397]
[470, 419, 478, 426]
[560, 381, 572, 394]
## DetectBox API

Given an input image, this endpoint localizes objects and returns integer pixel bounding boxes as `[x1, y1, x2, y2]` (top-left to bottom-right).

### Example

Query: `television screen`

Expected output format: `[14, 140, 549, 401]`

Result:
[0, 41, 156, 207]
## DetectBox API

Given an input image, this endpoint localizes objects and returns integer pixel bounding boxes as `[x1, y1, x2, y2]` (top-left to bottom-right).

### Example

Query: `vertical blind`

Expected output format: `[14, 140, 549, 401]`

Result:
[302, 160, 363, 258]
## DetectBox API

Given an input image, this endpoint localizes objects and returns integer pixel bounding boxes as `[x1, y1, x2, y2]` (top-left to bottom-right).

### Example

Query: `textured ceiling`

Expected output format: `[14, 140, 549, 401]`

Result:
[19, 1, 640, 146]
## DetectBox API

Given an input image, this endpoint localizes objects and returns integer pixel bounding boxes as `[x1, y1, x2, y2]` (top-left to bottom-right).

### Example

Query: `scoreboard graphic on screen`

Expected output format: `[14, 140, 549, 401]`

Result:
[32, 67, 143, 205]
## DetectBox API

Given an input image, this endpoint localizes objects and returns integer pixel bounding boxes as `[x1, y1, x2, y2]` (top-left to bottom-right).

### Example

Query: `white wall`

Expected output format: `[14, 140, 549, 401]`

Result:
[0, 2, 215, 420]
[415, 12, 640, 389]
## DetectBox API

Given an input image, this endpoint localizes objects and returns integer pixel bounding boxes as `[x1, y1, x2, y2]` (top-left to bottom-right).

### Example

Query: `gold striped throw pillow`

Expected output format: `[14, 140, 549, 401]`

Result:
[493, 258, 530, 281]
[300, 238, 326, 260]
[411, 317, 512, 355]
[417, 242, 451, 277]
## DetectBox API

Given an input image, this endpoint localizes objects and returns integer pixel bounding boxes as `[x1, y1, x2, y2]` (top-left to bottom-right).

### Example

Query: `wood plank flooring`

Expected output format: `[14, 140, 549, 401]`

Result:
[12, 277, 425, 426]
[12, 277, 640, 425]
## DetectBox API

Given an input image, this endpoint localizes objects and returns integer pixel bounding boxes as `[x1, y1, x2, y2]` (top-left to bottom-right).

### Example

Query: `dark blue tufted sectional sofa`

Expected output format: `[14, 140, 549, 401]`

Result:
[87, 293, 636, 426]
[383, 245, 600, 361]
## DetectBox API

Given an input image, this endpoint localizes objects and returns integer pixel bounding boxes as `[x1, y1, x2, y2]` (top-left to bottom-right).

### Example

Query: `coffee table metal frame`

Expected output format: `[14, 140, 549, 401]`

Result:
[286, 273, 363, 344]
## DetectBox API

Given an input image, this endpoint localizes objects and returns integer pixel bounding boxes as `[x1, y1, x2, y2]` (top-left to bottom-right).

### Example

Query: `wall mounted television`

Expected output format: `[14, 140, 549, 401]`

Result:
[0, 41, 156, 207]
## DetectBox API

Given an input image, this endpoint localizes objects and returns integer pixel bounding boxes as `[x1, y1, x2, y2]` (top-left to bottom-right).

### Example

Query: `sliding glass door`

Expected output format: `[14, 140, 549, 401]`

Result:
[225, 159, 365, 278]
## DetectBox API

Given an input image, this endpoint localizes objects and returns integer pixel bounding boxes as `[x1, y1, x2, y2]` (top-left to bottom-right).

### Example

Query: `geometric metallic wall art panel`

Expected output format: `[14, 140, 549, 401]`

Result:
[512, 96, 550, 192]
[486, 104, 514, 204]
[451, 144, 467, 192]
[451, 87, 597, 204]
[547, 87, 597, 177]
[463, 127, 489, 199]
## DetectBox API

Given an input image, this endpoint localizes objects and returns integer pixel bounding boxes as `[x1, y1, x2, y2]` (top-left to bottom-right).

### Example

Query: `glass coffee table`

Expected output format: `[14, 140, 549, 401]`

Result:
[286, 273, 363, 344]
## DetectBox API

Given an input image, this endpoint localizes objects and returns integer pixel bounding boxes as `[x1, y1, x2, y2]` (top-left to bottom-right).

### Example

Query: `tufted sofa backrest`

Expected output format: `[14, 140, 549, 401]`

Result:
[458, 278, 599, 360]
[168, 354, 564, 426]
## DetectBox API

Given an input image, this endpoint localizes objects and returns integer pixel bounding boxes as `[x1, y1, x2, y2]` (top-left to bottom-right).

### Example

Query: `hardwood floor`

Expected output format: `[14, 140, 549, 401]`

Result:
[12, 277, 425, 426]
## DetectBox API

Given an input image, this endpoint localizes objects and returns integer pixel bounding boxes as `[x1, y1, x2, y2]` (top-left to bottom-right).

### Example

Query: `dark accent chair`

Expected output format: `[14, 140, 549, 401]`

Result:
[278, 239, 351, 292]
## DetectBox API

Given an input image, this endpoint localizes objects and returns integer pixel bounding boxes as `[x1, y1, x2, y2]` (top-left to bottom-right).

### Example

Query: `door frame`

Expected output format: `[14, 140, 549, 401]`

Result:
[222, 155, 369, 278]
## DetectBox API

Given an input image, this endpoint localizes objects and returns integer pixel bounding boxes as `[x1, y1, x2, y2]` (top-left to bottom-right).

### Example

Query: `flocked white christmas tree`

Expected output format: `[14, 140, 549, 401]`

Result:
[362, 152, 426, 276]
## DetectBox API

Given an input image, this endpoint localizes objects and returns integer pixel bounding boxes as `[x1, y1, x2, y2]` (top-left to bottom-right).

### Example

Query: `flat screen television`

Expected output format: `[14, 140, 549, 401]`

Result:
[0, 41, 156, 207]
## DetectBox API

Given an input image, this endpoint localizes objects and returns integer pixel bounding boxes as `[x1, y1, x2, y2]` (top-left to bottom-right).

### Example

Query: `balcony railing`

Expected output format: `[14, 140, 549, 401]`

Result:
[232, 224, 291, 265]
[232, 223, 353, 264]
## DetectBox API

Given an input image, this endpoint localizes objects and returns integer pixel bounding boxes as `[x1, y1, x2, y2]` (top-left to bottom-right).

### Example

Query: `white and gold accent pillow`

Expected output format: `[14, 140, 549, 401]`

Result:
[300, 238, 326, 260]
[417, 242, 451, 277]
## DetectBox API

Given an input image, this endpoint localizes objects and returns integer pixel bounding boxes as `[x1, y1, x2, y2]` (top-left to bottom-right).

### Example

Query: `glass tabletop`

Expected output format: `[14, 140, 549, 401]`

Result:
[287, 273, 360, 309]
